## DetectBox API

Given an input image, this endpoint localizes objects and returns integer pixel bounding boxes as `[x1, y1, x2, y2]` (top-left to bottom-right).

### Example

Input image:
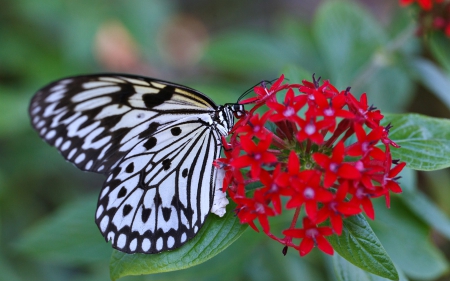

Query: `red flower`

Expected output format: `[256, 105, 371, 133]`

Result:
[217, 74, 405, 257]
[283, 217, 334, 256]
[230, 134, 277, 179]
[234, 111, 273, 139]
[316, 181, 361, 235]
[260, 166, 286, 214]
[285, 170, 334, 220]
[233, 187, 276, 233]
[267, 88, 306, 124]
[400, 0, 443, 10]
[240, 74, 286, 104]
[347, 124, 385, 160]
[308, 93, 355, 132]
[296, 117, 327, 144]
[313, 141, 362, 188]
[348, 183, 376, 220]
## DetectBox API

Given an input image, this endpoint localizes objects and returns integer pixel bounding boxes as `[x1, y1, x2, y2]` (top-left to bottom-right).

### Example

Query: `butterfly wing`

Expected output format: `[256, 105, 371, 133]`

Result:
[96, 115, 224, 253]
[29, 74, 218, 174]
[29, 74, 230, 253]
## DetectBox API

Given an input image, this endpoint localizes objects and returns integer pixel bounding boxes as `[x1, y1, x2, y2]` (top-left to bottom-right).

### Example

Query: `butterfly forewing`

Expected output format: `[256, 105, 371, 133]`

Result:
[29, 74, 218, 173]
[29, 74, 234, 254]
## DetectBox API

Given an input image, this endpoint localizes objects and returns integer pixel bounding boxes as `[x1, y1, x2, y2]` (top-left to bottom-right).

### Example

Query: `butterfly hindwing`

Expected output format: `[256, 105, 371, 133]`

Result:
[96, 115, 222, 253]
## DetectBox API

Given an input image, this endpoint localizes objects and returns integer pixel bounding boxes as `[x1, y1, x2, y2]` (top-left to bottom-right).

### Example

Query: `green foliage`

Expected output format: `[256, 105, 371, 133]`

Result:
[3, 0, 450, 280]
[327, 215, 397, 280]
[109, 202, 248, 280]
[383, 114, 450, 170]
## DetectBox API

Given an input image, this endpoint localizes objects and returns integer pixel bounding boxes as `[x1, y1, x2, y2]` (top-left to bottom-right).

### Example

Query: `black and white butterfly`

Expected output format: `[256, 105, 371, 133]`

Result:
[29, 74, 245, 254]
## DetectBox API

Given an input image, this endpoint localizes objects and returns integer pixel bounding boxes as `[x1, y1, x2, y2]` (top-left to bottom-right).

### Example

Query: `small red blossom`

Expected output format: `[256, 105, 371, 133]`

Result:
[234, 111, 273, 139]
[296, 117, 327, 144]
[219, 74, 405, 257]
[347, 124, 386, 160]
[400, 0, 450, 38]
[283, 217, 334, 256]
[316, 181, 362, 235]
[268, 88, 306, 124]
[230, 134, 277, 179]
[400, 0, 443, 11]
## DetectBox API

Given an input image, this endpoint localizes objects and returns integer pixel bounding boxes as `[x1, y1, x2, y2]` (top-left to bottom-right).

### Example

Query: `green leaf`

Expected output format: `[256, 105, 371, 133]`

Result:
[402, 190, 450, 241]
[109, 201, 248, 280]
[327, 214, 398, 280]
[428, 32, 450, 73]
[281, 65, 314, 82]
[409, 58, 450, 111]
[15, 194, 111, 264]
[204, 31, 289, 76]
[382, 113, 450, 170]
[371, 198, 449, 280]
[313, 0, 385, 89]
[332, 253, 409, 281]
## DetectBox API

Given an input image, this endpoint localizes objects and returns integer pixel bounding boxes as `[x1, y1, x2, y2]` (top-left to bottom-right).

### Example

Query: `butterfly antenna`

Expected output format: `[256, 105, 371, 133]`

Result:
[237, 78, 287, 102]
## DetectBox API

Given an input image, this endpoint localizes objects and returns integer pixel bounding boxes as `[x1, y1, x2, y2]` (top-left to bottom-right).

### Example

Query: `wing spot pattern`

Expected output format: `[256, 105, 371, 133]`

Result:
[96, 205, 104, 219]
[142, 238, 151, 251]
[82, 81, 115, 89]
[75, 153, 86, 164]
[162, 207, 172, 222]
[55, 137, 63, 148]
[85, 160, 93, 170]
[141, 207, 152, 223]
[45, 130, 56, 140]
[143, 137, 157, 150]
[117, 234, 127, 249]
[50, 84, 65, 92]
[182, 168, 188, 178]
[68, 148, 77, 159]
[125, 162, 134, 173]
[32, 106, 41, 115]
[117, 186, 127, 198]
[142, 87, 174, 108]
[162, 159, 171, 170]
[100, 215, 109, 232]
[129, 238, 137, 251]
[156, 237, 163, 251]
[36, 120, 45, 129]
[61, 140, 71, 151]
[45, 89, 65, 103]
[167, 236, 175, 248]
[171, 127, 181, 136]
[100, 187, 109, 199]
[123, 204, 133, 216]
[71, 86, 121, 102]
[33, 116, 40, 124]
[181, 233, 187, 243]
[107, 231, 115, 242]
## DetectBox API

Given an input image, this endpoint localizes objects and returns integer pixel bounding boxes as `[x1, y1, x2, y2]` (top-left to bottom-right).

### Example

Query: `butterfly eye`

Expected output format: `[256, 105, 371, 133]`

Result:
[232, 104, 245, 118]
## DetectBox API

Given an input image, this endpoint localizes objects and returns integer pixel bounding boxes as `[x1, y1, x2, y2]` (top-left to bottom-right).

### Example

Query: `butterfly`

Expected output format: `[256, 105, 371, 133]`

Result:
[29, 74, 245, 254]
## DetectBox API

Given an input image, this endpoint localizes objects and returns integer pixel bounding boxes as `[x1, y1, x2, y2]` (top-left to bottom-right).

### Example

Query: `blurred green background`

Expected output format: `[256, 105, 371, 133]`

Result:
[2, 0, 450, 280]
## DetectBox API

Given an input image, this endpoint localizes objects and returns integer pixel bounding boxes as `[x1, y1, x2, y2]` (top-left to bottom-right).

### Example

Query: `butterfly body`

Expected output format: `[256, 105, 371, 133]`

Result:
[29, 74, 244, 253]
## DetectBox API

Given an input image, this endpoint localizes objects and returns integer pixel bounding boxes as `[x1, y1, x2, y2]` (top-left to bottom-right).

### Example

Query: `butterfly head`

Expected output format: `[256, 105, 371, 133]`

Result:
[216, 104, 246, 134]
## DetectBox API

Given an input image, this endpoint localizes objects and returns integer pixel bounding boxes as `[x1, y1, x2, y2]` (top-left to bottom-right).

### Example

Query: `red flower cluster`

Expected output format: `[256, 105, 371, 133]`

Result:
[214, 75, 406, 257]
[400, 0, 450, 37]
[400, 0, 444, 10]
